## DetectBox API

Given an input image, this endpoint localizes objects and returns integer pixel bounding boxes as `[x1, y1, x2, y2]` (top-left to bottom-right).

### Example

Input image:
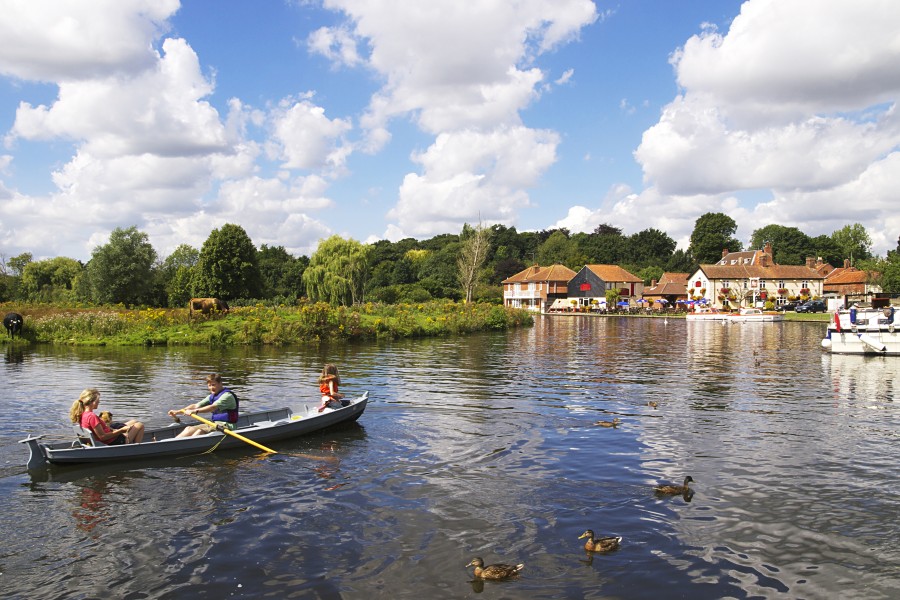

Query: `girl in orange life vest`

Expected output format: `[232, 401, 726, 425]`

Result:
[317, 364, 345, 412]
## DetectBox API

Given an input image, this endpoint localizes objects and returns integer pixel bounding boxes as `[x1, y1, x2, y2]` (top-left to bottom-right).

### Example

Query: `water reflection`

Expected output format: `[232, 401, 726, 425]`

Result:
[1, 318, 897, 599]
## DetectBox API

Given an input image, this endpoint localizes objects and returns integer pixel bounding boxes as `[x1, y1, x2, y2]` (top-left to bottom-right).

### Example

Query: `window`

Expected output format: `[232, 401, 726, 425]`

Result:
[580, 283, 591, 291]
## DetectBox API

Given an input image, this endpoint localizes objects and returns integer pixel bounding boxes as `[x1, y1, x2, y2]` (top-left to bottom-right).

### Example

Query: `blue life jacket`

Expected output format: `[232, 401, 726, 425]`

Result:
[209, 388, 239, 423]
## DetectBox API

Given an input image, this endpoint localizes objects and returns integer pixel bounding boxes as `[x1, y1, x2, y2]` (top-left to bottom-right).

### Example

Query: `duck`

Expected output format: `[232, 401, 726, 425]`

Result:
[594, 417, 620, 428]
[654, 475, 694, 495]
[578, 530, 622, 553]
[647, 401, 658, 409]
[466, 557, 524, 580]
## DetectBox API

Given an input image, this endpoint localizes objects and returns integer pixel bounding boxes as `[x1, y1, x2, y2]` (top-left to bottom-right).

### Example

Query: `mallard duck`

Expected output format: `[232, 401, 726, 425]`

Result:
[647, 401, 658, 408]
[654, 475, 694, 495]
[594, 417, 620, 428]
[466, 557, 524, 580]
[578, 530, 622, 553]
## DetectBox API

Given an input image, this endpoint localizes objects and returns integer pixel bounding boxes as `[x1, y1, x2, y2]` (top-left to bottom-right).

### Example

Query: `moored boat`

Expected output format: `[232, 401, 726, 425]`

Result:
[727, 308, 784, 323]
[20, 391, 368, 470]
[822, 305, 899, 355]
[685, 307, 732, 321]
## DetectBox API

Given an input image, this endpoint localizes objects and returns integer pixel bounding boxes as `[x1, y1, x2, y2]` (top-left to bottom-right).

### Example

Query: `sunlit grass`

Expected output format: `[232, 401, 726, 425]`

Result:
[0, 300, 534, 346]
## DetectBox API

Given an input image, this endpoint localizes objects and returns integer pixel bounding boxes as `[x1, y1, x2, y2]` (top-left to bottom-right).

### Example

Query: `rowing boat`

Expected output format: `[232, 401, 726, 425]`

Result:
[19, 391, 368, 470]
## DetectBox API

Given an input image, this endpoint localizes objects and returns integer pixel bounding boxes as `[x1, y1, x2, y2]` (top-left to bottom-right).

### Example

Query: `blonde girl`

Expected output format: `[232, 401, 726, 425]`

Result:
[317, 364, 345, 412]
[69, 388, 145, 445]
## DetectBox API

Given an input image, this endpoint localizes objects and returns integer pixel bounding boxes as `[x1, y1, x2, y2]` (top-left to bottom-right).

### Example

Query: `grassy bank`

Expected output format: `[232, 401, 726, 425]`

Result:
[1, 301, 534, 346]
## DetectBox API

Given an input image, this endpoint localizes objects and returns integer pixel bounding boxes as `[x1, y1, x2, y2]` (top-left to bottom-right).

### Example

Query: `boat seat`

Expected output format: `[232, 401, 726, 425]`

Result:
[72, 425, 101, 447]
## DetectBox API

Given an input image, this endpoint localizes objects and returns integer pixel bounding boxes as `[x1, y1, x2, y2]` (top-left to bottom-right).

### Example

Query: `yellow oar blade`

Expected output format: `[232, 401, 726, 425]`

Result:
[188, 413, 277, 454]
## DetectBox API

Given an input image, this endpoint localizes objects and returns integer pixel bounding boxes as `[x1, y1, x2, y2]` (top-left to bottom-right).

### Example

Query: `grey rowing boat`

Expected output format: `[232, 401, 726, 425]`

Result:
[20, 391, 368, 470]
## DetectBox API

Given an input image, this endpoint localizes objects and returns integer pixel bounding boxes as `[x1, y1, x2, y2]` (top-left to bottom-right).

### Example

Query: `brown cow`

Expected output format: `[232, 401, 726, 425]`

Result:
[189, 298, 230, 319]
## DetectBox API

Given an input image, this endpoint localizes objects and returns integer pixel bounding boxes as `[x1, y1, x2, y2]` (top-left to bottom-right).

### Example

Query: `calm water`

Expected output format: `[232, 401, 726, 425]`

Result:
[0, 317, 897, 599]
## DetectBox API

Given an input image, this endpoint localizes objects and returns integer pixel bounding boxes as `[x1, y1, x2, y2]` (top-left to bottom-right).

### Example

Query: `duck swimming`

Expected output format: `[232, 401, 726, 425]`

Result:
[578, 530, 622, 553]
[466, 557, 524, 580]
[654, 475, 694, 495]
[594, 417, 620, 428]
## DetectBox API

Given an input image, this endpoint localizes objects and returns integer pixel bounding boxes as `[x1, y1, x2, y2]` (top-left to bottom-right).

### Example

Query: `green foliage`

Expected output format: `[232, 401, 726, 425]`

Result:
[303, 235, 372, 306]
[749, 224, 814, 264]
[21, 257, 83, 303]
[8, 253, 32, 276]
[159, 244, 199, 307]
[688, 212, 742, 264]
[258, 244, 306, 300]
[831, 223, 873, 262]
[193, 223, 262, 300]
[22, 301, 533, 345]
[537, 230, 586, 269]
[85, 226, 159, 306]
[637, 265, 664, 285]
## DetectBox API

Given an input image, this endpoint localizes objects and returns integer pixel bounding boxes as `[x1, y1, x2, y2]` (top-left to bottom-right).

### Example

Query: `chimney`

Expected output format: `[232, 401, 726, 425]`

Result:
[844, 259, 850, 269]
[721, 248, 729, 258]
[805, 257, 815, 268]
[651, 279, 657, 288]
[759, 254, 768, 267]
[764, 242, 772, 255]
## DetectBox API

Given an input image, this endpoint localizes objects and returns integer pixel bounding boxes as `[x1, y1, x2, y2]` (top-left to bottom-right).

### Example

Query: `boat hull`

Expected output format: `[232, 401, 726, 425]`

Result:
[20, 392, 368, 470]
[822, 308, 900, 355]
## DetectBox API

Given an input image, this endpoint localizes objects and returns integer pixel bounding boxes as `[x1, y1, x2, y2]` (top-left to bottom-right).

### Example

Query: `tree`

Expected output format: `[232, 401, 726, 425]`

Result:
[258, 244, 306, 300]
[808, 234, 843, 266]
[574, 224, 625, 264]
[84, 226, 158, 306]
[831, 223, 873, 263]
[626, 228, 677, 268]
[160, 244, 199, 307]
[688, 212, 742, 264]
[21, 257, 83, 302]
[871, 254, 900, 294]
[302, 235, 372, 306]
[665, 248, 695, 273]
[457, 222, 492, 303]
[537, 230, 585, 269]
[749, 224, 813, 265]
[192, 224, 262, 300]
[8, 252, 32, 277]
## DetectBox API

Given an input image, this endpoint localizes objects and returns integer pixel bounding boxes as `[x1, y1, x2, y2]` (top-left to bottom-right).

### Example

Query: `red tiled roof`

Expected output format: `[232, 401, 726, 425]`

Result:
[700, 263, 823, 280]
[584, 264, 642, 283]
[502, 264, 577, 284]
[659, 272, 689, 285]
[825, 268, 876, 285]
[643, 282, 687, 296]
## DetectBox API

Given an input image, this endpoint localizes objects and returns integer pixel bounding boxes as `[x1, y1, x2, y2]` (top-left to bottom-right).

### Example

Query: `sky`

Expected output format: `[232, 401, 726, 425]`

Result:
[1, 0, 900, 264]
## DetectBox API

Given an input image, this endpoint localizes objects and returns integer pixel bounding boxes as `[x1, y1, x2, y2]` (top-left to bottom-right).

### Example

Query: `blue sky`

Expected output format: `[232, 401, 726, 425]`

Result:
[2, 0, 899, 263]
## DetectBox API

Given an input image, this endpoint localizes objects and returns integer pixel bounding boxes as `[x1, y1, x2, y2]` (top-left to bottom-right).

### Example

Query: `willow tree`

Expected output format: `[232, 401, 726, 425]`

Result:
[457, 222, 492, 303]
[303, 235, 371, 306]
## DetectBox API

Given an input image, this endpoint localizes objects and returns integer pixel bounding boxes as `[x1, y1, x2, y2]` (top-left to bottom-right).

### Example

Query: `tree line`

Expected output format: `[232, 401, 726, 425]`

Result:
[1, 212, 897, 308]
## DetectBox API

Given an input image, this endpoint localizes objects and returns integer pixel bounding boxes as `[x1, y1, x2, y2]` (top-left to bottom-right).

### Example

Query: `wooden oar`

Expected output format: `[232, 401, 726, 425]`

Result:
[186, 412, 277, 454]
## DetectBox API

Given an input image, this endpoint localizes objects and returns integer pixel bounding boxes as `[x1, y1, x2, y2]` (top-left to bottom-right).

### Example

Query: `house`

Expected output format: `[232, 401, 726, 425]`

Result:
[823, 259, 881, 306]
[688, 243, 825, 309]
[502, 264, 577, 312]
[566, 265, 644, 309]
[642, 272, 689, 309]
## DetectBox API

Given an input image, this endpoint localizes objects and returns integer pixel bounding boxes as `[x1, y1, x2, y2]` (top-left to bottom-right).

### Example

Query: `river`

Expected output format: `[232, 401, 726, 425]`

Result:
[0, 316, 897, 599]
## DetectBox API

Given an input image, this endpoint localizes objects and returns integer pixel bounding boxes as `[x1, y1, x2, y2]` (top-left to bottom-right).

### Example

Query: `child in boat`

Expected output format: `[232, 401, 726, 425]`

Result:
[317, 364, 345, 412]
[69, 388, 145, 445]
[167, 373, 239, 438]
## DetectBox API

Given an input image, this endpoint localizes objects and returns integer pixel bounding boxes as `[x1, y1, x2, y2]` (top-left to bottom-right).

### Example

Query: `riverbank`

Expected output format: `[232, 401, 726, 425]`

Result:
[0, 301, 533, 346]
